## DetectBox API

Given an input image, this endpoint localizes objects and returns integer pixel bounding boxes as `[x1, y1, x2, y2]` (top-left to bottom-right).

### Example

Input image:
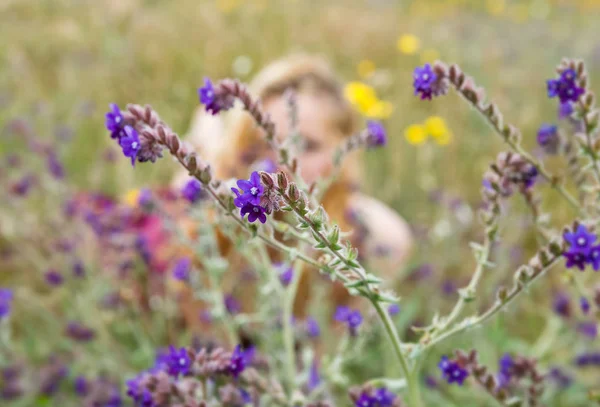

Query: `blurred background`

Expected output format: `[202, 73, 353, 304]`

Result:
[2, 0, 600, 405]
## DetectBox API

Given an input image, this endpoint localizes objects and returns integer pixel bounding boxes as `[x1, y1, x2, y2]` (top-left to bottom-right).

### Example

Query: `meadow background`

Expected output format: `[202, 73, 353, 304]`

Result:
[2, 0, 600, 405]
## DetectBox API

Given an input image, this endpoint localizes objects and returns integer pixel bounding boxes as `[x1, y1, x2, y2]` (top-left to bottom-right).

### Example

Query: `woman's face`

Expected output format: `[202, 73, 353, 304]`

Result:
[262, 92, 345, 185]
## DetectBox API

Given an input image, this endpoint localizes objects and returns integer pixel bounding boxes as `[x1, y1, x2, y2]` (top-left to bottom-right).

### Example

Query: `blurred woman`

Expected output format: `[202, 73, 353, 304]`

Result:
[175, 54, 412, 323]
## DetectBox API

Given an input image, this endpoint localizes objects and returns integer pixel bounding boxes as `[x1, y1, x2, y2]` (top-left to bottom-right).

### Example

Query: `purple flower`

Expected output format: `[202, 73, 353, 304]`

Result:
[578, 322, 598, 339]
[581, 297, 591, 314]
[278, 264, 294, 286]
[413, 64, 438, 100]
[354, 387, 396, 407]
[564, 251, 588, 271]
[11, 174, 35, 196]
[166, 346, 192, 378]
[254, 158, 277, 173]
[47, 153, 65, 179]
[74, 376, 89, 397]
[198, 78, 234, 115]
[119, 126, 140, 166]
[232, 171, 264, 207]
[306, 317, 321, 338]
[553, 292, 571, 318]
[439, 356, 469, 385]
[307, 360, 321, 391]
[497, 353, 513, 388]
[366, 121, 387, 148]
[105, 103, 125, 138]
[228, 345, 255, 378]
[65, 322, 96, 342]
[138, 188, 153, 208]
[0, 289, 13, 319]
[45, 270, 64, 286]
[72, 261, 85, 278]
[574, 352, 600, 367]
[225, 295, 241, 315]
[388, 303, 400, 316]
[181, 179, 203, 203]
[588, 245, 600, 271]
[564, 225, 597, 253]
[335, 306, 363, 336]
[172, 257, 191, 282]
[558, 102, 574, 119]
[536, 124, 559, 154]
[547, 70, 585, 104]
[240, 203, 267, 224]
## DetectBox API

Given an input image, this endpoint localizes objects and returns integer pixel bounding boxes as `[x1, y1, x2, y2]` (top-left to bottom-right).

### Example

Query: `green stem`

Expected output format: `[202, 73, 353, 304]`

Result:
[282, 262, 302, 395]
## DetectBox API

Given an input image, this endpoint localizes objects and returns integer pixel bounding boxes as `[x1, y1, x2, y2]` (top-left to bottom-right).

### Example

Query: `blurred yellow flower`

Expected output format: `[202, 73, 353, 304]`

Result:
[397, 34, 420, 55]
[486, 0, 505, 16]
[420, 48, 440, 64]
[216, 0, 242, 13]
[357, 59, 376, 79]
[344, 81, 378, 114]
[124, 189, 141, 207]
[425, 116, 453, 145]
[405, 124, 427, 145]
[366, 100, 394, 119]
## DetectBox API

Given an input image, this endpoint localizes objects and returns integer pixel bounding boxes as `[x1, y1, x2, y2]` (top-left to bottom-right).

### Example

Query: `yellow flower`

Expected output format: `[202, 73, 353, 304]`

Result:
[486, 0, 505, 16]
[357, 59, 376, 79]
[397, 34, 421, 55]
[404, 124, 428, 145]
[420, 48, 440, 65]
[365, 100, 394, 119]
[424, 116, 452, 145]
[216, 0, 242, 14]
[124, 189, 141, 207]
[344, 81, 379, 115]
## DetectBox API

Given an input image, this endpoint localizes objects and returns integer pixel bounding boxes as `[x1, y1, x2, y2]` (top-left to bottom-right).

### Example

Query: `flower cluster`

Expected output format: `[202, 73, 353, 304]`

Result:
[413, 63, 448, 100]
[198, 78, 235, 115]
[104, 103, 164, 166]
[438, 356, 469, 385]
[334, 306, 363, 336]
[547, 69, 584, 104]
[562, 224, 600, 271]
[231, 171, 269, 224]
[352, 386, 398, 407]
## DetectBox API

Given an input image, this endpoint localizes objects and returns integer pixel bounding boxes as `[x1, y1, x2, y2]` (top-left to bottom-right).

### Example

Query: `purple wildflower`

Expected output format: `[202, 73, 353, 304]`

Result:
[198, 78, 234, 115]
[335, 306, 363, 336]
[74, 376, 89, 397]
[47, 153, 65, 179]
[413, 64, 438, 100]
[181, 179, 203, 203]
[138, 188, 153, 208]
[588, 245, 600, 271]
[536, 124, 559, 154]
[240, 203, 267, 223]
[232, 171, 264, 207]
[65, 322, 96, 342]
[11, 174, 35, 196]
[388, 303, 400, 316]
[547, 69, 584, 103]
[228, 345, 255, 378]
[558, 102, 573, 119]
[105, 103, 125, 139]
[574, 352, 600, 367]
[254, 158, 277, 173]
[306, 317, 321, 338]
[553, 292, 571, 318]
[578, 322, 598, 339]
[581, 297, 591, 314]
[365, 121, 387, 148]
[564, 225, 597, 253]
[119, 126, 140, 166]
[166, 346, 192, 378]
[307, 360, 321, 391]
[0, 289, 13, 319]
[354, 387, 396, 407]
[439, 356, 469, 385]
[497, 353, 513, 388]
[225, 295, 241, 315]
[564, 251, 588, 271]
[45, 270, 64, 286]
[278, 264, 294, 286]
[172, 257, 191, 282]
